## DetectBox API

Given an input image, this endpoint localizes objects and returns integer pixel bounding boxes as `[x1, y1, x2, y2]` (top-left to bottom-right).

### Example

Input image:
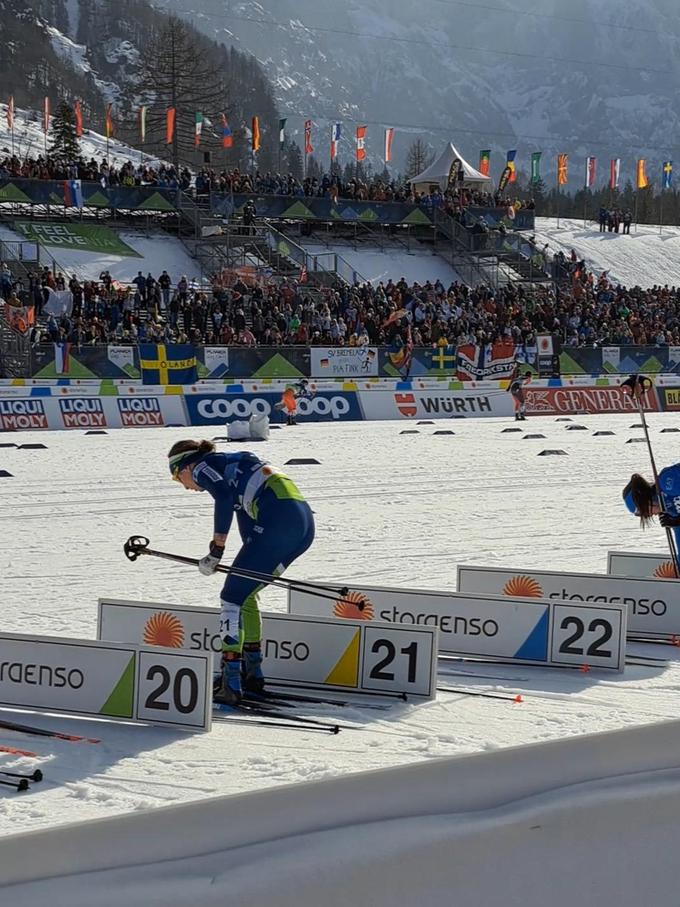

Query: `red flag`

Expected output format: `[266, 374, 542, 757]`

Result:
[384, 127, 394, 164]
[610, 159, 620, 190]
[252, 116, 260, 152]
[221, 114, 233, 149]
[299, 264, 308, 284]
[43, 97, 50, 134]
[356, 125, 366, 162]
[6, 96, 13, 131]
[165, 107, 175, 145]
[304, 119, 313, 154]
[74, 100, 83, 137]
[105, 103, 114, 139]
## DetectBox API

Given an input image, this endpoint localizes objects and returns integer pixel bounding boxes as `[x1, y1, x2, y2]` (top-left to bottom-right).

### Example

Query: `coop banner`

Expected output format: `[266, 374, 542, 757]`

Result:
[310, 347, 379, 378]
[456, 341, 517, 381]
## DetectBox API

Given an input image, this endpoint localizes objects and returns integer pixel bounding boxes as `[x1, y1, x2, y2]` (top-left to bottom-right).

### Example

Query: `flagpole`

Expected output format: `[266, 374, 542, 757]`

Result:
[660, 187, 664, 236]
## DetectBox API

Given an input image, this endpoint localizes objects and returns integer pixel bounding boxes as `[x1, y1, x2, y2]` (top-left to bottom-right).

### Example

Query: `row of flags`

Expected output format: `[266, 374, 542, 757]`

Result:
[5, 96, 396, 162]
[485, 149, 672, 191]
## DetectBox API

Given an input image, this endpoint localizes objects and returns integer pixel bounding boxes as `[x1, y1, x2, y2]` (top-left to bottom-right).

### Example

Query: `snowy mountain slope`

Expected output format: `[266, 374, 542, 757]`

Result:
[156, 0, 680, 178]
[535, 216, 680, 287]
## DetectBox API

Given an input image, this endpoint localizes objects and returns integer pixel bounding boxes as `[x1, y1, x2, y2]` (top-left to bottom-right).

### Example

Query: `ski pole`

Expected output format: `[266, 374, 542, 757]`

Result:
[621, 373, 680, 575]
[123, 536, 367, 608]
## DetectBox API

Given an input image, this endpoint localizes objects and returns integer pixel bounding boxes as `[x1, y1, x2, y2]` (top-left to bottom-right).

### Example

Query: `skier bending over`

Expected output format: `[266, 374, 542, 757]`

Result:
[168, 440, 315, 704]
[508, 366, 532, 421]
[622, 467, 680, 548]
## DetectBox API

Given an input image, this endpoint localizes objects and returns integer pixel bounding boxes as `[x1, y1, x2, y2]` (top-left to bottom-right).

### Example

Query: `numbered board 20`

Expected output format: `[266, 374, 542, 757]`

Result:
[607, 551, 676, 581]
[456, 564, 669, 640]
[287, 582, 626, 672]
[98, 599, 437, 700]
[0, 632, 212, 731]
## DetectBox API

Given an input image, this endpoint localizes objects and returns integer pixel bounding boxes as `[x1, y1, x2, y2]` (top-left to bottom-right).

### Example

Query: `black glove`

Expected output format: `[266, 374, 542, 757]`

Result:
[659, 512, 680, 529]
[198, 542, 225, 576]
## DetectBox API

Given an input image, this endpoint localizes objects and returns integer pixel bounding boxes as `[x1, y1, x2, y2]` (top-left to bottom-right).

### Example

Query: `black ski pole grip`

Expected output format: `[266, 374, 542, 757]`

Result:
[124, 536, 150, 562]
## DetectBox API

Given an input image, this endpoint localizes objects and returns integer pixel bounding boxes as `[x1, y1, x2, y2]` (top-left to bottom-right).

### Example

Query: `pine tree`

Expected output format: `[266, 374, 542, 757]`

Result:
[48, 101, 80, 161]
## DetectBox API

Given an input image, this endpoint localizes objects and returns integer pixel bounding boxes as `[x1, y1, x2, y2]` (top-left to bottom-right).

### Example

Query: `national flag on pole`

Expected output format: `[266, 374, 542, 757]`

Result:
[356, 125, 367, 162]
[139, 106, 147, 143]
[194, 112, 203, 147]
[585, 156, 596, 188]
[384, 127, 395, 164]
[105, 103, 114, 139]
[330, 123, 341, 160]
[165, 107, 175, 144]
[252, 116, 260, 152]
[304, 119, 313, 154]
[506, 149, 517, 183]
[637, 159, 648, 189]
[479, 150, 491, 176]
[74, 100, 83, 137]
[6, 96, 14, 131]
[530, 152, 542, 184]
[610, 158, 620, 190]
[221, 115, 233, 148]
[43, 97, 50, 134]
[54, 341, 72, 376]
[663, 160, 673, 190]
[299, 264, 308, 284]
[557, 153, 568, 186]
[279, 118, 287, 148]
[63, 179, 83, 209]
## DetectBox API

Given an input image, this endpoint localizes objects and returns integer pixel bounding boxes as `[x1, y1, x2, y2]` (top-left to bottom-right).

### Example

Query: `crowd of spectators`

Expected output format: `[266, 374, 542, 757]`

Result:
[0, 153, 193, 189]
[2, 251, 680, 352]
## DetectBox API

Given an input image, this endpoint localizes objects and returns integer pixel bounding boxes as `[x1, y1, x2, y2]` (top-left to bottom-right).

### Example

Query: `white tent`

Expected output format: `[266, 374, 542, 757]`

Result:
[410, 142, 492, 191]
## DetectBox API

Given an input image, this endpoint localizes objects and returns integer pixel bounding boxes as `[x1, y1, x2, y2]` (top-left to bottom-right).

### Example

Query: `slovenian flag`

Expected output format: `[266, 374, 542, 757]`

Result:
[63, 179, 83, 209]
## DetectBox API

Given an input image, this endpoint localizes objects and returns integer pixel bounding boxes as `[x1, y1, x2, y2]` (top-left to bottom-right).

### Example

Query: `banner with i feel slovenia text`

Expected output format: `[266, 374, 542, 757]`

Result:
[14, 223, 142, 257]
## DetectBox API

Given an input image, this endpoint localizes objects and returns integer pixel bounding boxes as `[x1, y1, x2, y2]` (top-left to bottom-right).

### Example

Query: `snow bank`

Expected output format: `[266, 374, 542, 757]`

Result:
[0, 224, 200, 284]
[535, 216, 680, 288]
[300, 241, 465, 287]
[4, 718, 680, 905]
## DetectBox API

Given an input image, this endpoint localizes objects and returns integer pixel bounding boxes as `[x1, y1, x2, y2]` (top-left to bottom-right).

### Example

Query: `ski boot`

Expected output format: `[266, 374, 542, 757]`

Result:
[242, 642, 265, 694]
[213, 651, 243, 706]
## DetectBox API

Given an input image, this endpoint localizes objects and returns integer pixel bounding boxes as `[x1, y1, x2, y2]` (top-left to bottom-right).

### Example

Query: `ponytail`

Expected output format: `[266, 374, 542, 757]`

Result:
[168, 439, 215, 473]
[622, 473, 657, 528]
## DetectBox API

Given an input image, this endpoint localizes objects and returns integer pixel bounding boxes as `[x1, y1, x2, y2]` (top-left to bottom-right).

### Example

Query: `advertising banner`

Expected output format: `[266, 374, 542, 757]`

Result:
[201, 347, 230, 379]
[525, 384, 659, 415]
[184, 391, 362, 424]
[357, 388, 512, 420]
[457, 565, 676, 639]
[607, 551, 676, 580]
[310, 347, 379, 378]
[287, 581, 626, 671]
[97, 600, 437, 699]
[14, 223, 141, 257]
[0, 632, 212, 731]
[662, 388, 680, 411]
[0, 394, 187, 431]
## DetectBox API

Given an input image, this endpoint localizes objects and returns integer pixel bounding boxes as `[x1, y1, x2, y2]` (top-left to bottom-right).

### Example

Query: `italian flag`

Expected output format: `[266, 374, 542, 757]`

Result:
[195, 112, 203, 148]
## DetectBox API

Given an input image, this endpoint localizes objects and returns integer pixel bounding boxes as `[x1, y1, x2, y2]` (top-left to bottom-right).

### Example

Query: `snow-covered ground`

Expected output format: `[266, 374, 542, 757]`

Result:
[535, 216, 680, 288]
[0, 411, 679, 844]
[0, 224, 201, 284]
[300, 240, 465, 286]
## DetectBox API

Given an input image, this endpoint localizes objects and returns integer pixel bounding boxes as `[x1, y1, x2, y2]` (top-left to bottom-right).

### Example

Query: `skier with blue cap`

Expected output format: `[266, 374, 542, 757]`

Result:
[168, 439, 315, 705]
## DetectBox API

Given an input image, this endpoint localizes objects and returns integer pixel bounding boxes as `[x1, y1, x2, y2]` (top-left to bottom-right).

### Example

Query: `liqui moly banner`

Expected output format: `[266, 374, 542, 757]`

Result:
[457, 564, 678, 639]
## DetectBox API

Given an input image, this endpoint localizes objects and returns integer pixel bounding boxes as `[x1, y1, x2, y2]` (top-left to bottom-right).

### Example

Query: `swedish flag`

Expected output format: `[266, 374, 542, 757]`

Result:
[139, 343, 197, 385]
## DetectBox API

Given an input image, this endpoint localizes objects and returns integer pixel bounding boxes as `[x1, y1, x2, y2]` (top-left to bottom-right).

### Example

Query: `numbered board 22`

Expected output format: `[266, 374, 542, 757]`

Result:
[0, 632, 212, 731]
[98, 600, 438, 700]
[287, 582, 626, 672]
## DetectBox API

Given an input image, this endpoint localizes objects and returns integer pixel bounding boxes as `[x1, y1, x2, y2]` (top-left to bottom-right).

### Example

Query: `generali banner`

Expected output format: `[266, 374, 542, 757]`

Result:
[525, 384, 659, 415]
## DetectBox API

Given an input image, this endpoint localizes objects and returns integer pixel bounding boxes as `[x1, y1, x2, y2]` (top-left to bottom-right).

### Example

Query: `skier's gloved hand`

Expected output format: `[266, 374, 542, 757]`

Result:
[198, 542, 225, 576]
[660, 512, 680, 528]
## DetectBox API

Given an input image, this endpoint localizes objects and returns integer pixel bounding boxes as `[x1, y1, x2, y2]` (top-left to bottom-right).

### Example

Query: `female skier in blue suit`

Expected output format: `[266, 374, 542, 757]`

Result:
[169, 439, 315, 704]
